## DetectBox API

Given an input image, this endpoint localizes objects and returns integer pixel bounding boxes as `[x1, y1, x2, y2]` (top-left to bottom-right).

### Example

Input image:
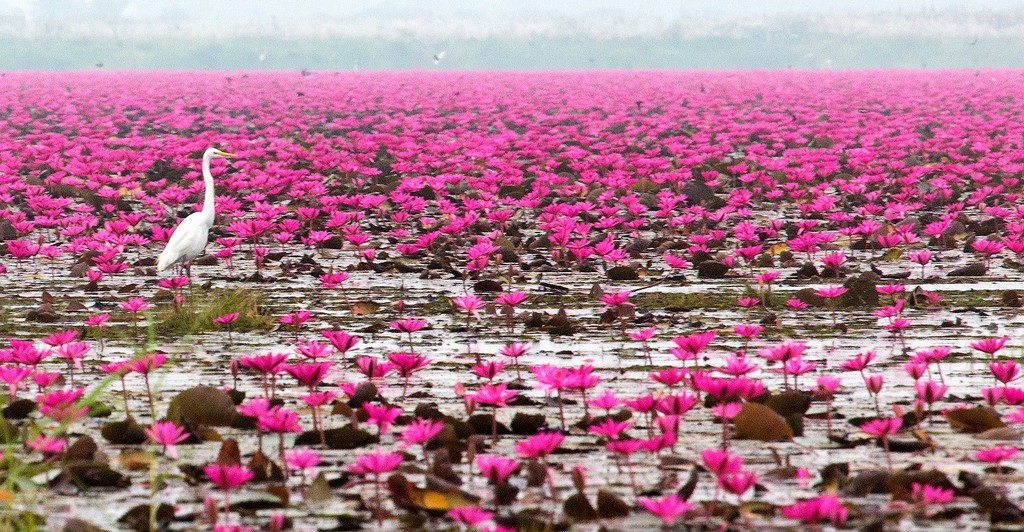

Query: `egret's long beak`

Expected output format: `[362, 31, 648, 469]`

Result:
[214, 150, 238, 158]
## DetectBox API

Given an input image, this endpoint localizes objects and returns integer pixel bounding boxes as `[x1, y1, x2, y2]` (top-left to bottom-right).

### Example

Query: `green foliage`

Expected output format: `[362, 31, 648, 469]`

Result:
[157, 287, 273, 335]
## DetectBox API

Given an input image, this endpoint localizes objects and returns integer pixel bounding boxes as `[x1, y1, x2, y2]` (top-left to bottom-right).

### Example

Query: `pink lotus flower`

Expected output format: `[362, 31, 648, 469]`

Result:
[671, 330, 716, 359]
[476, 454, 519, 484]
[322, 330, 360, 356]
[781, 495, 848, 526]
[718, 469, 758, 497]
[814, 285, 847, 299]
[448, 506, 493, 527]
[284, 449, 321, 471]
[599, 291, 634, 309]
[285, 361, 332, 389]
[257, 406, 303, 434]
[861, 416, 902, 470]
[363, 403, 402, 435]
[279, 310, 311, 328]
[499, 342, 531, 380]
[349, 449, 404, 476]
[452, 294, 486, 321]
[213, 312, 239, 325]
[472, 360, 505, 381]
[975, 444, 1019, 474]
[972, 336, 1009, 357]
[911, 483, 955, 506]
[471, 383, 517, 408]
[84, 313, 110, 328]
[119, 296, 151, 314]
[144, 421, 190, 459]
[785, 298, 808, 310]
[205, 463, 254, 491]
[27, 435, 67, 457]
[514, 432, 564, 459]
[638, 493, 691, 524]
[37, 388, 88, 423]
[400, 417, 444, 447]
[494, 291, 528, 307]
[390, 318, 427, 334]
[588, 418, 632, 440]
[991, 360, 1021, 385]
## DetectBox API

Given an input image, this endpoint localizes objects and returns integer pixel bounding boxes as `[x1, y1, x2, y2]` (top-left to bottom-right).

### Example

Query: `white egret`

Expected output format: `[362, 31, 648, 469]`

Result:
[157, 147, 236, 278]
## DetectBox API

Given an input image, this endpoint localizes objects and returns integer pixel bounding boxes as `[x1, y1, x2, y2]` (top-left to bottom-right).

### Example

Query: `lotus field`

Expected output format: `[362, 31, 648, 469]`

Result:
[2, 70, 1024, 530]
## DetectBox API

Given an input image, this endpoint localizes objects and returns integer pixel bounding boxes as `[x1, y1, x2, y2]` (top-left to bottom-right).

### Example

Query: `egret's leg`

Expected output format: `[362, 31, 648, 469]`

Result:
[185, 261, 192, 281]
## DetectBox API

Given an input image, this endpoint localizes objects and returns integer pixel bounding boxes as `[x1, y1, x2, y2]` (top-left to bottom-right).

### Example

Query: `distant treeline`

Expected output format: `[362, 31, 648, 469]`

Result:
[2, 34, 1021, 70]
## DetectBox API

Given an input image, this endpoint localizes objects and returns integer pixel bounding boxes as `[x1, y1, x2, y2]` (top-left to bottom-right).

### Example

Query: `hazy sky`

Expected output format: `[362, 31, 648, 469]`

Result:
[0, 0, 1021, 69]
[4, 0, 1021, 33]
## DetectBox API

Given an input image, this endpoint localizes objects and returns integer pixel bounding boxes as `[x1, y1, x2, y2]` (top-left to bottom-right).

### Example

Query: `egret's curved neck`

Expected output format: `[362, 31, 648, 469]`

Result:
[201, 151, 216, 221]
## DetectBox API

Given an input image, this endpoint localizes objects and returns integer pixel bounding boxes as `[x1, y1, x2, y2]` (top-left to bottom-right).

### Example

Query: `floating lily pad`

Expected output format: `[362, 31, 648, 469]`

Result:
[945, 407, 1004, 433]
[166, 386, 237, 427]
[734, 402, 794, 441]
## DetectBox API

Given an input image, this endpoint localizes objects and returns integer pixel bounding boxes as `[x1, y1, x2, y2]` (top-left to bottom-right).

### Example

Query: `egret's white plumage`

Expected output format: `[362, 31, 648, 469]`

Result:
[157, 147, 236, 277]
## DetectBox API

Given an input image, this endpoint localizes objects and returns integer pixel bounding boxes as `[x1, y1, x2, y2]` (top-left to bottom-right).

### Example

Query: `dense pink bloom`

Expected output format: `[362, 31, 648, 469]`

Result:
[84, 313, 111, 328]
[700, 446, 741, 476]
[301, 390, 336, 407]
[915, 380, 948, 404]
[815, 375, 841, 394]
[627, 327, 657, 342]
[0, 366, 32, 398]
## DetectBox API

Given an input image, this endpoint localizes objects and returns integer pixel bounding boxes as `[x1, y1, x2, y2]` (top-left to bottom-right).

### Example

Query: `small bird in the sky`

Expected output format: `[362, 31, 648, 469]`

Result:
[433, 51, 446, 65]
